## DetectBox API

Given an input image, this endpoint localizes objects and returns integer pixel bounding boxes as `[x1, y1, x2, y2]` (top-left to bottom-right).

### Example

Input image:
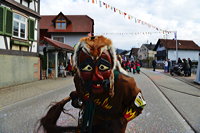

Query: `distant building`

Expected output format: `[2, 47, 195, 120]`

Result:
[0, 0, 40, 88]
[129, 48, 139, 60]
[40, 12, 94, 47]
[138, 43, 156, 60]
[154, 39, 200, 61]
[39, 12, 94, 78]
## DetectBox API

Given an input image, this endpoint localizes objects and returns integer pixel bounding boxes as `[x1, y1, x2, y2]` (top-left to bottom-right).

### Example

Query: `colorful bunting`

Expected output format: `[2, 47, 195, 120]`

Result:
[85, 0, 174, 34]
[93, 31, 172, 36]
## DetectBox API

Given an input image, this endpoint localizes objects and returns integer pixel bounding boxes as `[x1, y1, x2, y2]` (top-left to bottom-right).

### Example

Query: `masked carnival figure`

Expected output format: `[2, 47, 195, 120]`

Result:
[38, 36, 146, 133]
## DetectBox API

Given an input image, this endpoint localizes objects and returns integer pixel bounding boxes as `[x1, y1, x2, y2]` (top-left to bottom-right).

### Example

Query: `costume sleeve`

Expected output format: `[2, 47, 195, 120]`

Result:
[122, 77, 146, 122]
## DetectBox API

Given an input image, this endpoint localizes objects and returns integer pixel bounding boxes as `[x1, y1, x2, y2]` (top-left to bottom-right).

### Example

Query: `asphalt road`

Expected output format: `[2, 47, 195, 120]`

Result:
[0, 71, 196, 133]
[0, 83, 76, 133]
[141, 69, 200, 133]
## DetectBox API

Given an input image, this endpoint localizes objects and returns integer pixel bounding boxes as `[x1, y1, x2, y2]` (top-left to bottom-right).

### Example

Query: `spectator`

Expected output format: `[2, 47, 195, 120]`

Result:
[178, 58, 182, 65]
[66, 60, 72, 76]
[59, 62, 66, 77]
[136, 60, 141, 74]
[188, 58, 192, 76]
[167, 59, 171, 73]
[182, 58, 190, 76]
[164, 59, 168, 73]
[152, 59, 157, 71]
[126, 60, 131, 72]
[139, 60, 143, 68]
[131, 61, 136, 74]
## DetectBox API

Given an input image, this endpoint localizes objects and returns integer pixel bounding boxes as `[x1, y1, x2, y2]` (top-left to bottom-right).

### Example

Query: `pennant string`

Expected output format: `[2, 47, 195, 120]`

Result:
[85, 0, 175, 34]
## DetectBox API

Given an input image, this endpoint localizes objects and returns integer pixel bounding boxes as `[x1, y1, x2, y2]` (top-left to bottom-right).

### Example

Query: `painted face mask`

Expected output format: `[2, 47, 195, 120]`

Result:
[77, 49, 113, 94]
[73, 36, 117, 96]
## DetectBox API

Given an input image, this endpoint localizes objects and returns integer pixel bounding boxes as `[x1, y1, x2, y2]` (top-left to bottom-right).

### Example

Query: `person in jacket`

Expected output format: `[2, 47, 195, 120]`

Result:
[182, 58, 190, 76]
[39, 36, 146, 133]
[152, 59, 157, 71]
[188, 58, 192, 76]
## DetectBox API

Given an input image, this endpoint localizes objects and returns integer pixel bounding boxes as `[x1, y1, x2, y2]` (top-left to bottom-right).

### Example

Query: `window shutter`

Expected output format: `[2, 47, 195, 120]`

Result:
[0, 6, 5, 35]
[5, 8, 13, 36]
[28, 18, 35, 41]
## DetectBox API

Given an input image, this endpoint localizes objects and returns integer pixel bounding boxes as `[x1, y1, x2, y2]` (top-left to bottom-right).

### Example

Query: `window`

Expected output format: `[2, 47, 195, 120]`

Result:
[56, 17, 66, 29]
[13, 13, 27, 39]
[56, 22, 66, 29]
[53, 36, 64, 43]
[0, 6, 13, 36]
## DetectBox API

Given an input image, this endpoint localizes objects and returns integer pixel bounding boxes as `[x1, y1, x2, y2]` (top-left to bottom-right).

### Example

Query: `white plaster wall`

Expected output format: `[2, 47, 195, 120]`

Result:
[34, 29, 38, 41]
[0, 36, 6, 49]
[35, 2, 38, 12]
[65, 34, 88, 47]
[35, 19, 38, 29]
[51, 33, 88, 47]
[32, 42, 37, 53]
[138, 45, 148, 60]
[148, 50, 156, 58]
[6, 37, 10, 49]
[22, 0, 28, 7]
[29, 1, 35, 10]
[14, 0, 21, 3]
[168, 50, 200, 61]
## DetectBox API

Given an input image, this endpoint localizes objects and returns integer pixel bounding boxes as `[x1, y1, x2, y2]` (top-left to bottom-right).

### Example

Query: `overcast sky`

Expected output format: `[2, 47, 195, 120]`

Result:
[40, 0, 200, 50]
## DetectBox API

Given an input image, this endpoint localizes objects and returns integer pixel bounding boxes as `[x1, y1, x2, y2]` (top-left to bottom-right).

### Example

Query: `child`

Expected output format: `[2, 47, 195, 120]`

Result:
[136, 60, 141, 74]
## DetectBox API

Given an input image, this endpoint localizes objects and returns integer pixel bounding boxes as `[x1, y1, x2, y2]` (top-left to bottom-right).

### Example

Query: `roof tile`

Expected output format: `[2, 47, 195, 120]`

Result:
[43, 37, 74, 51]
[157, 39, 200, 50]
[40, 15, 94, 33]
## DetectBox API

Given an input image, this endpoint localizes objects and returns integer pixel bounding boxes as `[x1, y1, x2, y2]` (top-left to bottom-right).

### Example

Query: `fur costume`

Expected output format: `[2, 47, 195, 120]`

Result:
[38, 36, 146, 133]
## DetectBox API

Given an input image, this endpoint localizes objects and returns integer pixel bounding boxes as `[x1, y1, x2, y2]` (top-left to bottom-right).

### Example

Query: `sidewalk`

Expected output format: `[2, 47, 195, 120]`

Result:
[0, 77, 73, 110]
[153, 68, 200, 89]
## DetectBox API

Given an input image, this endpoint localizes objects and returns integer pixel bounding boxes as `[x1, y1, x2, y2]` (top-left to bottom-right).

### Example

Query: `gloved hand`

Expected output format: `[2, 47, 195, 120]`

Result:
[70, 91, 83, 108]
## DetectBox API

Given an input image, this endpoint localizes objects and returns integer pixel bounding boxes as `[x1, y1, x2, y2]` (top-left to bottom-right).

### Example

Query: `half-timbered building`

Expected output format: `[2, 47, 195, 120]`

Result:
[0, 0, 40, 88]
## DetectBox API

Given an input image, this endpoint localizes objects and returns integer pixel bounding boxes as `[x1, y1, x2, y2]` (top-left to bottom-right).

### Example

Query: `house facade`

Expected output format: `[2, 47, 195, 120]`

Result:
[39, 12, 94, 78]
[40, 12, 94, 47]
[138, 43, 156, 60]
[129, 48, 139, 61]
[154, 39, 200, 62]
[0, 0, 40, 88]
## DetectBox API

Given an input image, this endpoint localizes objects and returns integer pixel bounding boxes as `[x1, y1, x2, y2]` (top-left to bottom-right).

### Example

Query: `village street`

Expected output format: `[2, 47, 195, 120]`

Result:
[0, 68, 199, 133]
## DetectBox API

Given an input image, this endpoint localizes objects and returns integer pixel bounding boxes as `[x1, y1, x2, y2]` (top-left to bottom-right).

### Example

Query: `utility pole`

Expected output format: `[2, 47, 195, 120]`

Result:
[175, 31, 178, 63]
